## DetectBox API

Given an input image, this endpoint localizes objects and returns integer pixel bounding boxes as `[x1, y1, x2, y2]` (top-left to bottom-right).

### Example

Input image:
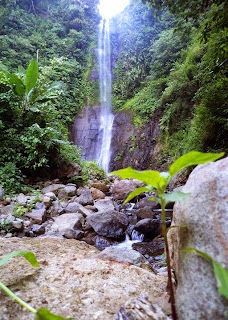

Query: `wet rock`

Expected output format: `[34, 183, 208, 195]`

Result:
[134, 197, 158, 219]
[90, 182, 109, 193]
[87, 210, 128, 240]
[115, 296, 170, 320]
[63, 228, 84, 240]
[76, 188, 94, 206]
[132, 239, 164, 258]
[95, 247, 146, 265]
[94, 198, 115, 213]
[50, 213, 83, 236]
[168, 157, 228, 320]
[0, 187, 4, 201]
[41, 184, 65, 194]
[134, 219, 161, 239]
[111, 179, 140, 200]
[94, 235, 119, 251]
[58, 185, 77, 199]
[31, 224, 45, 235]
[25, 208, 46, 224]
[91, 187, 106, 200]
[0, 205, 14, 216]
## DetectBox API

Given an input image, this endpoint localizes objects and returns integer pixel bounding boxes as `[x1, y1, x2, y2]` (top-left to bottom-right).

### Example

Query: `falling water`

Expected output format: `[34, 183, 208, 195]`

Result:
[97, 18, 114, 172]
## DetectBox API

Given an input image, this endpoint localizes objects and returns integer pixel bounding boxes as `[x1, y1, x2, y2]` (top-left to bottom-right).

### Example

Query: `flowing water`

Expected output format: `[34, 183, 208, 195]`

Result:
[97, 19, 114, 172]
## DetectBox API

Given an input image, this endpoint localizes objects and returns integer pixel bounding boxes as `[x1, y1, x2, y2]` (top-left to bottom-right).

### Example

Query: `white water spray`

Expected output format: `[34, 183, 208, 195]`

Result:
[97, 18, 114, 172]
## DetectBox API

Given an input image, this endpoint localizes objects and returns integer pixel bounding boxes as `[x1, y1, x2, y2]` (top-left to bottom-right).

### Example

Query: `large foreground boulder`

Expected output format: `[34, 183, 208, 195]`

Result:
[0, 238, 170, 320]
[168, 157, 228, 320]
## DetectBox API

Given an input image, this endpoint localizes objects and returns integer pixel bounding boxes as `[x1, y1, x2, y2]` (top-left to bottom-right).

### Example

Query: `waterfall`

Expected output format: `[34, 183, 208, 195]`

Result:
[97, 18, 114, 172]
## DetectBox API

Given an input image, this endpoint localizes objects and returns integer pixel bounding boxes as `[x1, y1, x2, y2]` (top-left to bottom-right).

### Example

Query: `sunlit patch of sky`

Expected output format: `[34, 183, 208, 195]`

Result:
[98, 0, 130, 19]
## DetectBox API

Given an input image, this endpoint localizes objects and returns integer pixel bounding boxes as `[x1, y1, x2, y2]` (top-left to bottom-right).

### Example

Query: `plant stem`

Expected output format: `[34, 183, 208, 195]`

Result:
[161, 198, 178, 320]
[0, 281, 37, 314]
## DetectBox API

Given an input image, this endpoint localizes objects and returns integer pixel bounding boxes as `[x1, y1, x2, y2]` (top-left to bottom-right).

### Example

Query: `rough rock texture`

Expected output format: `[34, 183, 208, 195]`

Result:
[41, 184, 65, 194]
[0, 238, 170, 320]
[0, 187, 4, 200]
[115, 296, 171, 320]
[94, 198, 115, 213]
[91, 187, 106, 200]
[25, 208, 46, 224]
[55, 162, 81, 179]
[168, 158, 228, 320]
[86, 210, 128, 239]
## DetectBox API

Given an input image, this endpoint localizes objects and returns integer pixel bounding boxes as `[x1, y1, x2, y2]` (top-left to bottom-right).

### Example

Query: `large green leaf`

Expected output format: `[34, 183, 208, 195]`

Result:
[181, 248, 228, 300]
[169, 151, 224, 176]
[213, 261, 228, 299]
[36, 308, 72, 320]
[7, 73, 25, 97]
[25, 59, 38, 94]
[111, 167, 165, 190]
[0, 251, 40, 268]
[123, 186, 152, 204]
[163, 191, 190, 204]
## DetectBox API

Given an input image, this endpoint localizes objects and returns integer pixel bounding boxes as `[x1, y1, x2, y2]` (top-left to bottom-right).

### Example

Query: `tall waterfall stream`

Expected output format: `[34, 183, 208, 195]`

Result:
[97, 19, 114, 172]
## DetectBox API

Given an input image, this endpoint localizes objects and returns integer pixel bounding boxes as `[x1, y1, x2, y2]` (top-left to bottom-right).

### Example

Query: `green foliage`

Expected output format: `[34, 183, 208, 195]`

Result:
[0, 250, 40, 268]
[36, 308, 72, 320]
[0, 163, 24, 195]
[13, 204, 27, 218]
[0, 220, 13, 233]
[81, 161, 107, 182]
[181, 248, 228, 300]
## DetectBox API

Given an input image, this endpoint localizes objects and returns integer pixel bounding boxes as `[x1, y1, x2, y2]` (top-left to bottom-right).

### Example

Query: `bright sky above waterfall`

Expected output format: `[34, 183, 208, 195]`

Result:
[98, 0, 130, 19]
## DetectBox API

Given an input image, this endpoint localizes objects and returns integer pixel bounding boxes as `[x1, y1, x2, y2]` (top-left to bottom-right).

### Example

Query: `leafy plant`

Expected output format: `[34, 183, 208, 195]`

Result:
[0, 219, 13, 233]
[0, 251, 72, 319]
[111, 151, 224, 320]
[13, 204, 28, 218]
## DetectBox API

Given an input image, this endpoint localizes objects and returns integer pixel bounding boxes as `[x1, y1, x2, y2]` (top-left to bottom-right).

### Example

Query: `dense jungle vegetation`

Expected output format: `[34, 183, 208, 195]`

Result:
[0, 0, 100, 193]
[0, 0, 227, 193]
[112, 0, 227, 161]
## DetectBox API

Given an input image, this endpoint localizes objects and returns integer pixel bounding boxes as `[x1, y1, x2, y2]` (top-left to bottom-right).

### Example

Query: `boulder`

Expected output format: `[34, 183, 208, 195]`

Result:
[63, 228, 84, 240]
[90, 182, 110, 193]
[75, 188, 94, 206]
[50, 213, 83, 236]
[42, 196, 52, 208]
[65, 202, 92, 217]
[0, 187, 4, 201]
[168, 157, 228, 320]
[0, 205, 14, 216]
[94, 247, 146, 265]
[90, 187, 106, 200]
[16, 194, 28, 205]
[31, 224, 46, 235]
[111, 179, 140, 201]
[58, 185, 77, 199]
[41, 184, 65, 194]
[134, 219, 161, 239]
[49, 201, 64, 217]
[134, 197, 158, 219]
[25, 208, 46, 224]
[55, 162, 81, 178]
[94, 198, 115, 213]
[94, 235, 119, 251]
[87, 210, 128, 240]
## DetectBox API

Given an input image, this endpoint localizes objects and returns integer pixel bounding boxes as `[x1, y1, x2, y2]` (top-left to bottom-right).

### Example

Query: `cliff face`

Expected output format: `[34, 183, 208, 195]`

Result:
[110, 109, 162, 171]
[71, 105, 162, 171]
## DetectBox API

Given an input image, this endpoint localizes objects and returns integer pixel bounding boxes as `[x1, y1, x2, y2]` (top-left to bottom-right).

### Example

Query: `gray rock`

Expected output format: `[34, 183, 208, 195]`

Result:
[43, 196, 52, 208]
[0, 187, 4, 201]
[44, 192, 57, 200]
[41, 184, 65, 194]
[111, 179, 139, 200]
[76, 189, 94, 206]
[134, 219, 161, 239]
[12, 220, 23, 231]
[90, 187, 105, 200]
[65, 202, 91, 217]
[90, 182, 109, 193]
[35, 202, 46, 210]
[87, 210, 128, 240]
[63, 229, 84, 240]
[49, 201, 64, 217]
[55, 162, 81, 179]
[94, 198, 115, 213]
[94, 235, 119, 251]
[25, 208, 46, 224]
[95, 247, 146, 265]
[58, 185, 77, 199]
[0, 205, 14, 216]
[168, 157, 228, 320]
[31, 224, 46, 235]
[50, 213, 83, 236]
[16, 193, 28, 205]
